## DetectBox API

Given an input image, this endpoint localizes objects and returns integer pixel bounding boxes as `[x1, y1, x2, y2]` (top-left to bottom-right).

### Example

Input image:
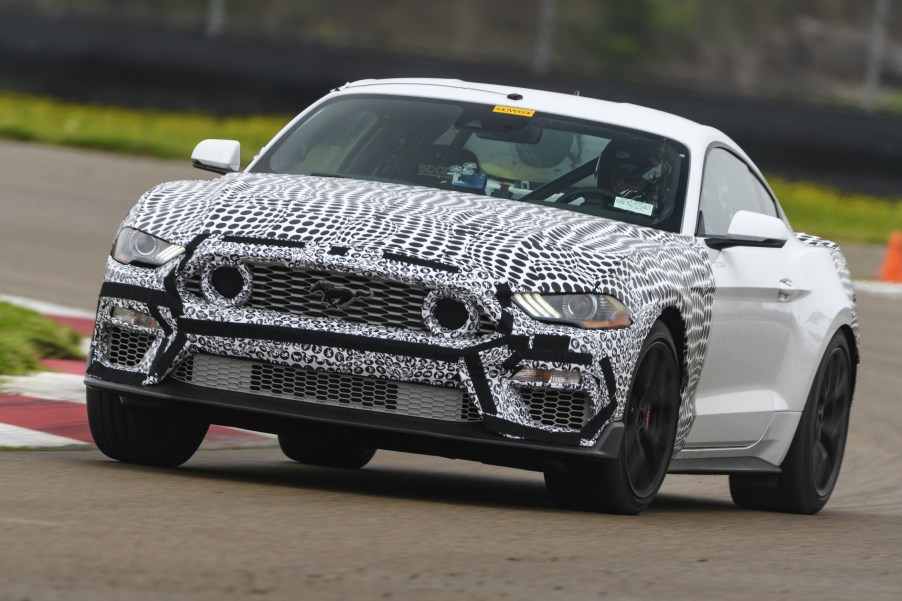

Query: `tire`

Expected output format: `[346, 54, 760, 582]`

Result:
[545, 321, 681, 514]
[86, 388, 208, 467]
[730, 331, 853, 514]
[278, 426, 376, 469]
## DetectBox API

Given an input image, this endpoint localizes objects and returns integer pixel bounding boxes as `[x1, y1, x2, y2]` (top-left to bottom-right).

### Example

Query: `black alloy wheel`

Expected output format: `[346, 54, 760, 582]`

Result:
[812, 342, 853, 496]
[730, 331, 854, 514]
[545, 321, 681, 514]
[622, 335, 681, 500]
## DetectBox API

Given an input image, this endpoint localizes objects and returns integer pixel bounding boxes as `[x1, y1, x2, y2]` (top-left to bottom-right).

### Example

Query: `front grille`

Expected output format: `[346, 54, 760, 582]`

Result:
[170, 354, 481, 423]
[105, 326, 155, 367]
[248, 263, 430, 330]
[517, 386, 591, 430]
[184, 262, 494, 334]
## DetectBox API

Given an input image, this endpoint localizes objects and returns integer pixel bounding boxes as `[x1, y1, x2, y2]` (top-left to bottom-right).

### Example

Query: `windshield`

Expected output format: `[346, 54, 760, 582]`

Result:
[250, 95, 690, 232]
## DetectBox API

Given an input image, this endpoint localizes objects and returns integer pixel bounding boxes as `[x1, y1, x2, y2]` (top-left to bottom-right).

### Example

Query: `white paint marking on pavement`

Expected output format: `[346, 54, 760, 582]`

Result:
[854, 280, 902, 297]
[0, 293, 94, 318]
[0, 373, 276, 441]
[0, 423, 85, 448]
[234, 429, 278, 440]
[0, 373, 86, 404]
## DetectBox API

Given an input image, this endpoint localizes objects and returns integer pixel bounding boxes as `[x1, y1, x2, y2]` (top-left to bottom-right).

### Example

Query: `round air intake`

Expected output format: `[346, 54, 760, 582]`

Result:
[202, 262, 252, 306]
[422, 292, 480, 338]
[211, 266, 244, 299]
[434, 298, 469, 330]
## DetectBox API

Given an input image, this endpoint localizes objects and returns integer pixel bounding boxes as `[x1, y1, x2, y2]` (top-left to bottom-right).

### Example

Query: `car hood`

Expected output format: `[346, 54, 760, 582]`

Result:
[129, 173, 693, 291]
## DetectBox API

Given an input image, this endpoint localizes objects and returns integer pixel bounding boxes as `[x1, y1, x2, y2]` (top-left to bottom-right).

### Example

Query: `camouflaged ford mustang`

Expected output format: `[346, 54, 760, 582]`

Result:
[85, 79, 858, 514]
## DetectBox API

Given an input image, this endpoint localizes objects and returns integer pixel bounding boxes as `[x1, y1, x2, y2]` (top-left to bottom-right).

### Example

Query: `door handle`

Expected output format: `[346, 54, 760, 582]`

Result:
[778, 278, 796, 302]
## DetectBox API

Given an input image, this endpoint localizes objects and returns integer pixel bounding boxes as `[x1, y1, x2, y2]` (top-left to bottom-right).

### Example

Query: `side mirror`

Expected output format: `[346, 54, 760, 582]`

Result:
[191, 139, 240, 174]
[704, 210, 789, 250]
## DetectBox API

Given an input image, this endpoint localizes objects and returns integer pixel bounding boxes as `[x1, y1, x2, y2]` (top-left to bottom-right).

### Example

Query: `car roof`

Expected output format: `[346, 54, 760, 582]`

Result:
[338, 78, 732, 151]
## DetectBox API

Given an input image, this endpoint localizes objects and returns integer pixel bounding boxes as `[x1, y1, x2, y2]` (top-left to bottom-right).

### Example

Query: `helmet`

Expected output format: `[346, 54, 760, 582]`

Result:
[596, 137, 677, 222]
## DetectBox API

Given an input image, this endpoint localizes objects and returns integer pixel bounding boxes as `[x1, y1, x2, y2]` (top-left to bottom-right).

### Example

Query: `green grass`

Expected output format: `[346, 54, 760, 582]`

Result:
[770, 178, 902, 245]
[0, 91, 288, 167]
[1, 90, 900, 244]
[0, 302, 83, 375]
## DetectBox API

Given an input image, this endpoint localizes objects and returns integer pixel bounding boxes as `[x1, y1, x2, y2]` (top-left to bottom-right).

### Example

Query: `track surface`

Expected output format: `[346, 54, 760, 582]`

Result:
[1, 141, 901, 600]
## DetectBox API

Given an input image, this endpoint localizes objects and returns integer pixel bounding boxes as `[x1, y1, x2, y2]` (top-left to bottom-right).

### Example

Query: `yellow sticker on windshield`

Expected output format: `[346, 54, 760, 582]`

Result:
[493, 105, 536, 117]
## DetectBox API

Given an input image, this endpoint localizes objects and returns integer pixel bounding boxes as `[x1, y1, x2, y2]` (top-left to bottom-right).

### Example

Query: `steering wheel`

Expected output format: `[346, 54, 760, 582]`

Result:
[553, 187, 614, 205]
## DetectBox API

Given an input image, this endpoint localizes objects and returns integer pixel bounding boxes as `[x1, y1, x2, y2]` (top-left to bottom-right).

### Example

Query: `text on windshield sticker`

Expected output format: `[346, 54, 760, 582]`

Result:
[614, 197, 654, 216]
[492, 106, 536, 117]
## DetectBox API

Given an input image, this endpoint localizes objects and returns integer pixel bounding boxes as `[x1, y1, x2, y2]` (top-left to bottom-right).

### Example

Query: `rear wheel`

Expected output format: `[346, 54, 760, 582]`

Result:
[278, 426, 376, 469]
[86, 388, 208, 467]
[545, 321, 681, 514]
[730, 331, 853, 514]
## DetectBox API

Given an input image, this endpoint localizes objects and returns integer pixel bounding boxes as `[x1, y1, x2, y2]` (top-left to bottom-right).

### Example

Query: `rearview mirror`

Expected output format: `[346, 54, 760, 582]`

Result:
[704, 210, 789, 250]
[192, 139, 240, 174]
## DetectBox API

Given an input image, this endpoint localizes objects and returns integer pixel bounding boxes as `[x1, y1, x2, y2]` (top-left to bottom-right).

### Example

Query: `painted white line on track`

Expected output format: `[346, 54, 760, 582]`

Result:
[0, 373, 277, 442]
[0, 293, 94, 319]
[0, 423, 85, 448]
[853, 280, 902, 297]
[248, 430, 279, 439]
[0, 373, 86, 404]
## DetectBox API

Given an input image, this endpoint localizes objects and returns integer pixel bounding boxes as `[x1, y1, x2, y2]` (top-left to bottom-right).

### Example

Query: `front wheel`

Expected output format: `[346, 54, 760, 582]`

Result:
[730, 331, 854, 514]
[278, 426, 376, 469]
[87, 388, 208, 467]
[545, 321, 681, 514]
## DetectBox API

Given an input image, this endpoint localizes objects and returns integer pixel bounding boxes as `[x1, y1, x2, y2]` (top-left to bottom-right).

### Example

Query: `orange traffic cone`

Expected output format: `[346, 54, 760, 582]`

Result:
[878, 231, 902, 283]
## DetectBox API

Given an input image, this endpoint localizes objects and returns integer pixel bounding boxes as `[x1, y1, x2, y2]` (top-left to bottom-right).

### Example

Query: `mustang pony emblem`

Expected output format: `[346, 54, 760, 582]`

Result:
[310, 282, 372, 308]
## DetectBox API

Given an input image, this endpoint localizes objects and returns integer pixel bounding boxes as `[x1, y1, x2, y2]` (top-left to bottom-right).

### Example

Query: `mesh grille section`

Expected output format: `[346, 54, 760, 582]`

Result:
[105, 326, 155, 367]
[461, 398, 482, 422]
[172, 354, 195, 381]
[168, 354, 481, 423]
[252, 264, 430, 329]
[517, 386, 591, 430]
[183, 262, 494, 334]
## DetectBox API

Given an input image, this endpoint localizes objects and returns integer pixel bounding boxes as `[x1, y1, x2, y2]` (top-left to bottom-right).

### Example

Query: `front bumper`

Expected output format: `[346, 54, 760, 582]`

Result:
[87, 238, 635, 450]
[85, 377, 624, 470]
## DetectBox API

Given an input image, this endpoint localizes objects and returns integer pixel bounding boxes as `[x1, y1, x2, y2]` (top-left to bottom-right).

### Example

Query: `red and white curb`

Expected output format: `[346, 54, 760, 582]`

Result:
[0, 294, 275, 451]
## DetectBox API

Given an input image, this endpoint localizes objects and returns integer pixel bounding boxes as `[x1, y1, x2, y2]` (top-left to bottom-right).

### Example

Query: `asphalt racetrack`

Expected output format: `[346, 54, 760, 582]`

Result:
[1, 141, 900, 600]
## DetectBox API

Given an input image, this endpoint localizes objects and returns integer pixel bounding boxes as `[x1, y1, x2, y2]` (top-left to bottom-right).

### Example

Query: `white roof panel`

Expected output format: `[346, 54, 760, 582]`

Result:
[340, 78, 709, 145]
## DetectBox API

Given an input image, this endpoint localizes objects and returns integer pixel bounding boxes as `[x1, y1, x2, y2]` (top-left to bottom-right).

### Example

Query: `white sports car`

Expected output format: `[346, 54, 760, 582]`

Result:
[85, 78, 857, 514]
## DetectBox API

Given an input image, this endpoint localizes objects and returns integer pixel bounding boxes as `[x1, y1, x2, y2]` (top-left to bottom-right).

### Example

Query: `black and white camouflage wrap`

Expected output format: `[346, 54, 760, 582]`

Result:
[91, 173, 719, 449]
[795, 232, 860, 346]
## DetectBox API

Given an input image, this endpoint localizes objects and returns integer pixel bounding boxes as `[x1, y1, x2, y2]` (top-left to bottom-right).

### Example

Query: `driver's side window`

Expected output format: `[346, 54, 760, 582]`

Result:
[698, 148, 777, 235]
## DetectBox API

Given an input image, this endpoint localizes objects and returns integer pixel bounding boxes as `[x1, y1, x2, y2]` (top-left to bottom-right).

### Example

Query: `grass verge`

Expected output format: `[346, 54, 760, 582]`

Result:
[0, 301, 83, 376]
[1, 90, 900, 244]
[770, 178, 902, 245]
[0, 90, 288, 167]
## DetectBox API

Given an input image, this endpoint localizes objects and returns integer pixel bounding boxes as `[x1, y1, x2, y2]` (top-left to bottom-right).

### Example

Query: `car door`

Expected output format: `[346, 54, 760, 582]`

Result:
[686, 147, 808, 449]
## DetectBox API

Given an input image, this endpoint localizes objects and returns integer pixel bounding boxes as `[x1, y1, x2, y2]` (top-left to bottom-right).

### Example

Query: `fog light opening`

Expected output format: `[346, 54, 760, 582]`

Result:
[111, 307, 161, 330]
[511, 368, 582, 386]
[211, 265, 245, 299]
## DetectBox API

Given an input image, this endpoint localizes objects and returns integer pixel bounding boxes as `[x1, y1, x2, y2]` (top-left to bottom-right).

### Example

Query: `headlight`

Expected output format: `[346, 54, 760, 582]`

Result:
[513, 293, 631, 329]
[112, 227, 185, 266]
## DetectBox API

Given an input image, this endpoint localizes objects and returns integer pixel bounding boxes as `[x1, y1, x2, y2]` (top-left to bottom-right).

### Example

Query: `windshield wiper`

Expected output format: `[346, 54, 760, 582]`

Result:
[310, 172, 349, 179]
